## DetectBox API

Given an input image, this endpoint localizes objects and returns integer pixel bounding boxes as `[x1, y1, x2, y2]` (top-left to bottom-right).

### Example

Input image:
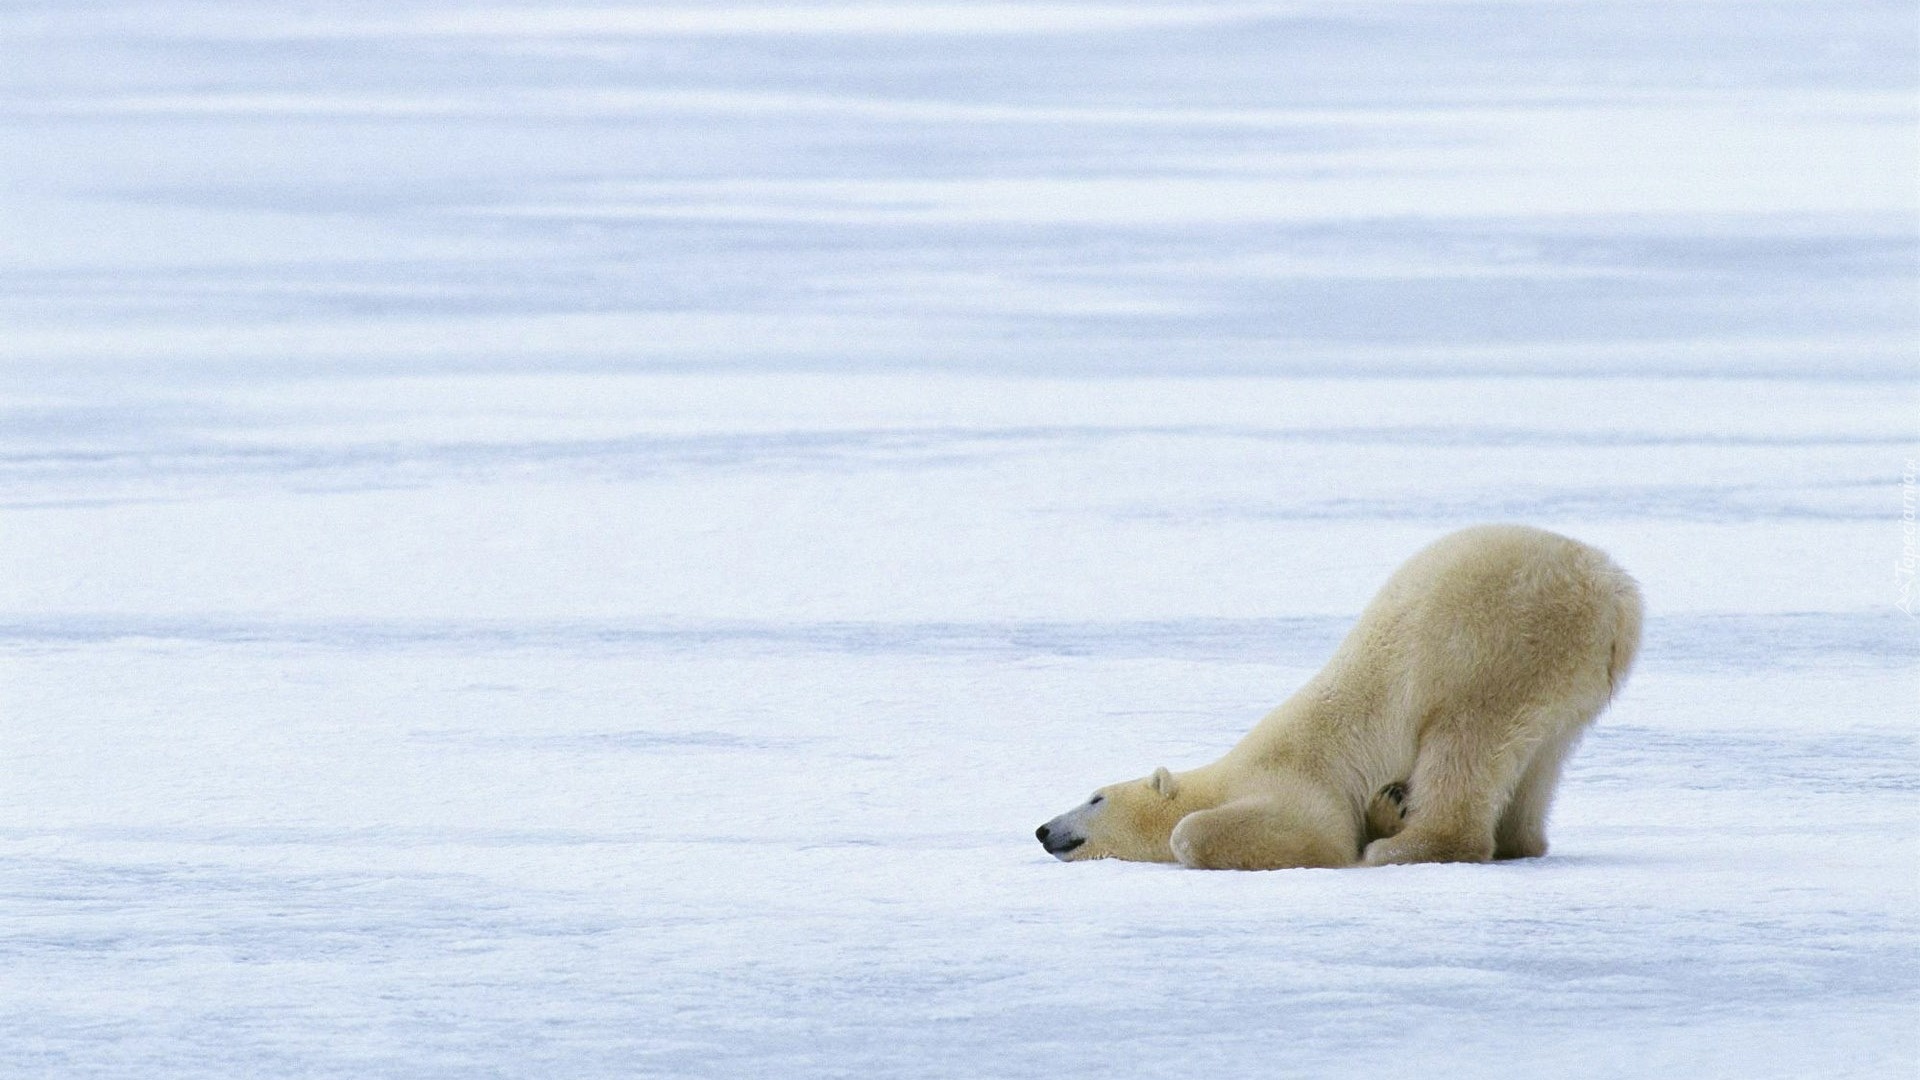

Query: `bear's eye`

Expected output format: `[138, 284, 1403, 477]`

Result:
[1089, 795, 1104, 805]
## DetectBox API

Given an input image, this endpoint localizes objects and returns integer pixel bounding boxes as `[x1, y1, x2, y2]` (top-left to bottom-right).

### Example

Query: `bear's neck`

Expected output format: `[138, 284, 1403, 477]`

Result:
[1213, 684, 1365, 797]
[1166, 764, 1236, 812]
[1221, 683, 1334, 762]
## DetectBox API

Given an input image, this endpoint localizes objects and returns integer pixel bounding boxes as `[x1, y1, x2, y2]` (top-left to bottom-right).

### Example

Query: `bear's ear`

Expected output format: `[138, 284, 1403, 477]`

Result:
[1150, 766, 1179, 799]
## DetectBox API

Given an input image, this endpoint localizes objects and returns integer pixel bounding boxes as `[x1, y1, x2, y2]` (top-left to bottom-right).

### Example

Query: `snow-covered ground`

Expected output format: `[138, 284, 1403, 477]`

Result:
[2, 2, 1915, 1076]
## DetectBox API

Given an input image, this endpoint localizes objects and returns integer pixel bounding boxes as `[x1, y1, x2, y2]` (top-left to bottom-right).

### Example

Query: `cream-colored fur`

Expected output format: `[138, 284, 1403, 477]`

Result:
[1035, 524, 1642, 870]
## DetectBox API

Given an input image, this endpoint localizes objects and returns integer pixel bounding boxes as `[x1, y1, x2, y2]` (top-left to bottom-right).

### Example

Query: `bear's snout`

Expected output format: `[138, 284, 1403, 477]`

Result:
[1036, 822, 1085, 858]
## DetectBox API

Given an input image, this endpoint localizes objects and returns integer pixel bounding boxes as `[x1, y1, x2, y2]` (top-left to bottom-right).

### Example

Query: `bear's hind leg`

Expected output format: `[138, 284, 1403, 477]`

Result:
[1362, 721, 1533, 866]
[1494, 709, 1595, 860]
[1171, 796, 1353, 871]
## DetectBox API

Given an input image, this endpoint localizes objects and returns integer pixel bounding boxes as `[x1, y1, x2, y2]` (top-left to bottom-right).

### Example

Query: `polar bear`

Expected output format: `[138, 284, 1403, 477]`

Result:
[1035, 524, 1641, 869]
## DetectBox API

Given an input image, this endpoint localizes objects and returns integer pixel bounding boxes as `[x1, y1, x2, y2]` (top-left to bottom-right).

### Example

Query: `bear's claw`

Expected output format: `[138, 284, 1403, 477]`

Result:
[1363, 782, 1413, 844]
[1382, 782, 1408, 818]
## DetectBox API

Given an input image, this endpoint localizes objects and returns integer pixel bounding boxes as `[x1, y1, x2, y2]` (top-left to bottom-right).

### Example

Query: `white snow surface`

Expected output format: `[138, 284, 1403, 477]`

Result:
[2, 2, 1916, 1077]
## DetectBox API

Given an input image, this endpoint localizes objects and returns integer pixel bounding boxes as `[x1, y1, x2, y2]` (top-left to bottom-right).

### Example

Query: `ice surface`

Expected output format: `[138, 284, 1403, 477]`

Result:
[1, 2, 1916, 1077]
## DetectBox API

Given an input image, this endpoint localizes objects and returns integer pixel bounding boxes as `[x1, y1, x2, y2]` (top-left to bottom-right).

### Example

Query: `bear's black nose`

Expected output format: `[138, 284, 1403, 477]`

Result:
[1035, 825, 1051, 843]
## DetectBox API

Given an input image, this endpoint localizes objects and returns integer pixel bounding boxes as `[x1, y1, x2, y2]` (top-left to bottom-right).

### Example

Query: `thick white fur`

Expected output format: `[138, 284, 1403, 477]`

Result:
[1037, 524, 1642, 870]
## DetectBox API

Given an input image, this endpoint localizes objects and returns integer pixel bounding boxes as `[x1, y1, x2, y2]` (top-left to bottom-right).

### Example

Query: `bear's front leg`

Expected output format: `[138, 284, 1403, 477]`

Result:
[1169, 797, 1352, 871]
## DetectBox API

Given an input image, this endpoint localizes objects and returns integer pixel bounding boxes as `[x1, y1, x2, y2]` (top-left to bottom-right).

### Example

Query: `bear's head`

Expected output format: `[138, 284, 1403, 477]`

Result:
[1035, 766, 1189, 863]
